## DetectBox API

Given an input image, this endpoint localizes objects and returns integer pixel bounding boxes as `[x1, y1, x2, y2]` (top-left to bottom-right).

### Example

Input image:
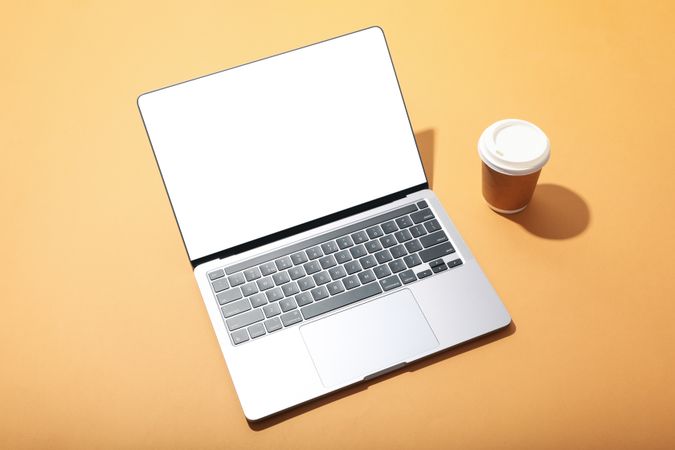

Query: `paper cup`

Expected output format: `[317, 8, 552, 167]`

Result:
[478, 119, 550, 214]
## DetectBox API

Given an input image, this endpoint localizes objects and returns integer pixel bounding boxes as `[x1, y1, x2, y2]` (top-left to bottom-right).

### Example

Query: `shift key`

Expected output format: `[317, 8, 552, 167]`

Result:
[419, 241, 455, 262]
[226, 308, 264, 331]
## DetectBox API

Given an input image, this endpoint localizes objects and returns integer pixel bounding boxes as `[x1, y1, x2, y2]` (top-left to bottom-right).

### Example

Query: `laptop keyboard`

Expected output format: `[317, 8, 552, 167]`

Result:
[207, 200, 463, 345]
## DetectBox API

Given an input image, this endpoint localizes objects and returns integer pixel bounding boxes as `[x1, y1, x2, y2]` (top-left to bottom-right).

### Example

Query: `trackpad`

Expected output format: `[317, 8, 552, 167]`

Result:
[300, 289, 439, 388]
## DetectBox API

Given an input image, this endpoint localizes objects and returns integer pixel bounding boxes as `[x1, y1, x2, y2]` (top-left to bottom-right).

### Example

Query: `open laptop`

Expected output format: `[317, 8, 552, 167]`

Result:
[138, 26, 511, 421]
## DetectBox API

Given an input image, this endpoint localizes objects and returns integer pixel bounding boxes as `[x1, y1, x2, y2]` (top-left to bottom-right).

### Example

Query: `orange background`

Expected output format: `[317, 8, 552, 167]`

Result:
[2, 1, 674, 448]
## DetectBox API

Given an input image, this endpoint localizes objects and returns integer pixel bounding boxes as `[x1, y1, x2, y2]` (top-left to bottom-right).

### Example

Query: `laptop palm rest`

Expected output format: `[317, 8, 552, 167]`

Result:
[300, 289, 439, 388]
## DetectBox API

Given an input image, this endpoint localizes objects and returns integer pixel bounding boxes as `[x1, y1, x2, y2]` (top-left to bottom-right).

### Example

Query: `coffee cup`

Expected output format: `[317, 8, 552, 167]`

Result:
[478, 119, 550, 214]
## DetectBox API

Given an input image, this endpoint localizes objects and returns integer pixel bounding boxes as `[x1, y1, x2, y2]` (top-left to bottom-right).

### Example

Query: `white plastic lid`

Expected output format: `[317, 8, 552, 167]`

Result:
[478, 119, 550, 175]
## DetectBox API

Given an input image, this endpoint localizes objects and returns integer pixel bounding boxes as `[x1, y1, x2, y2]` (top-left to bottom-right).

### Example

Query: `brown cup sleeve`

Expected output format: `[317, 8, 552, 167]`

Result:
[481, 162, 541, 212]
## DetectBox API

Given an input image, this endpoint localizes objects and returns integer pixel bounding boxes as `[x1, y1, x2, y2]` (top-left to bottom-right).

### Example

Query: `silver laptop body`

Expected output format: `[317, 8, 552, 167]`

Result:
[138, 26, 511, 421]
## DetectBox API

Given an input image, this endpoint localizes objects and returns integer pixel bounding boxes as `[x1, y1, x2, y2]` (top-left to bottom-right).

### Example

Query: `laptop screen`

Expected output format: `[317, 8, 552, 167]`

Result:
[138, 27, 427, 262]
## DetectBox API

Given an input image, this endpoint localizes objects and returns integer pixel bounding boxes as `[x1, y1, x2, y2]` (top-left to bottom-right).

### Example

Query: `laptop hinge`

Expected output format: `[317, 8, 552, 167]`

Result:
[363, 362, 407, 381]
[189, 182, 428, 269]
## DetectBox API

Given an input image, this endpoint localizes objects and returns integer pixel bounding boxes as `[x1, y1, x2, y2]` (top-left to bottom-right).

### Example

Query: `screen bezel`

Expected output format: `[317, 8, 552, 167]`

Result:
[137, 26, 429, 268]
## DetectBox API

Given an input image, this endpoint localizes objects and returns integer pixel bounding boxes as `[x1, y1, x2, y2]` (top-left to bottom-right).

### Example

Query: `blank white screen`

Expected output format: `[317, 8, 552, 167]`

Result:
[139, 27, 427, 261]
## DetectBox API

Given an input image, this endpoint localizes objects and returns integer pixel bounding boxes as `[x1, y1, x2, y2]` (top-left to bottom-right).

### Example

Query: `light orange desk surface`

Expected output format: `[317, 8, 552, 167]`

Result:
[2, 1, 674, 449]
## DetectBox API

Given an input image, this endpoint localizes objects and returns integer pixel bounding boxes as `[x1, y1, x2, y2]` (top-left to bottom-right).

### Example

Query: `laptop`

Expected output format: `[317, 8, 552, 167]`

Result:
[137, 26, 511, 421]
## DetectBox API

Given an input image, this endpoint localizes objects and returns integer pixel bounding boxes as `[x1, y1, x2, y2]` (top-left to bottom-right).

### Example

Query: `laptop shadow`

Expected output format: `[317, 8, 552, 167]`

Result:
[415, 129, 435, 188]
[247, 320, 516, 430]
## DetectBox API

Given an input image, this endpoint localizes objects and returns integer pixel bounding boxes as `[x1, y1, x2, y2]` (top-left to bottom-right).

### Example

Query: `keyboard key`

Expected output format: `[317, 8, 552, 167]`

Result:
[364, 240, 383, 253]
[420, 230, 448, 248]
[349, 244, 368, 259]
[327, 280, 345, 295]
[208, 269, 225, 280]
[241, 282, 258, 297]
[264, 317, 282, 333]
[410, 224, 427, 238]
[448, 258, 463, 268]
[310, 286, 329, 301]
[295, 292, 313, 306]
[351, 230, 369, 244]
[411, 208, 435, 224]
[358, 269, 376, 284]
[335, 250, 352, 264]
[399, 270, 417, 284]
[291, 252, 309, 265]
[329, 265, 347, 280]
[417, 269, 433, 279]
[419, 242, 455, 262]
[297, 276, 316, 291]
[282, 281, 300, 297]
[275, 256, 293, 270]
[250, 293, 267, 308]
[279, 297, 297, 312]
[231, 329, 249, 345]
[405, 239, 423, 253]
[360, 255, 378, 269]
[396, 216, 413, 229]
[303, 260, 321, 275]
[288, 266, 306, 280]
[390, 244, 408, 259]
[256, 276, 274, 291]
[380, 275, 402, 291]
[311, 285, 329, 301]
[272, 271, 291, 285]
[244, 267, 261, 281]
[416, 200, 428, 209]
[389, 259, 407, 273]
[313, 271, 331, 285]
[343, 275, 361, 290]
[217, 288, 242, 305]
[366, 225, 384, 239]
[429, 258, 445, 268]
[394, 229, 412, 243]
[381, 220, 398, 234]
[260, 262, 277, 276]
[301, 283, 383, 320]
[403, 253, 422, 268]
[336, 236, 354, 249]
[319, 255, 337, 269]
[373, 265, 392, 279]
[266, 287, 284, 302]
[281, 310, 303, 327]
[211, 278, 229, 293]
[306, 246, 323, 260]
[228, 273, 245, 287]
[424, 219, 441, 233]
[379, 235, 397, 248]
[433, 263, 448, 273]
[263, 302, 281, 318]
[344, 260, 362, 275]
[222, 298, 251, 318]
[226, 308, 264, 331]
[375, 249, 393, 264]
[248, 323, 266, 339]
[321, 240, 339, 254]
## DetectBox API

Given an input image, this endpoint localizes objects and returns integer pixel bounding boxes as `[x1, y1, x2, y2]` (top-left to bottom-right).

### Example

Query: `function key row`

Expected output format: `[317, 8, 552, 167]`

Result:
[220, 201, 429, 277]
[213, 209, 445, 298]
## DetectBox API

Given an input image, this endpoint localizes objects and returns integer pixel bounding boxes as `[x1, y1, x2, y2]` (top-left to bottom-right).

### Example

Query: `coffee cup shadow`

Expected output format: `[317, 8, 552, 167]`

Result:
[499, 183, 590, 239]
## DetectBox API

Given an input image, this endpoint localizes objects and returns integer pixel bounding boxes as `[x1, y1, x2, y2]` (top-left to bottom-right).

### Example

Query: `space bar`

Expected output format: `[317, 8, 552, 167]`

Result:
[301, 283, 383, 320]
